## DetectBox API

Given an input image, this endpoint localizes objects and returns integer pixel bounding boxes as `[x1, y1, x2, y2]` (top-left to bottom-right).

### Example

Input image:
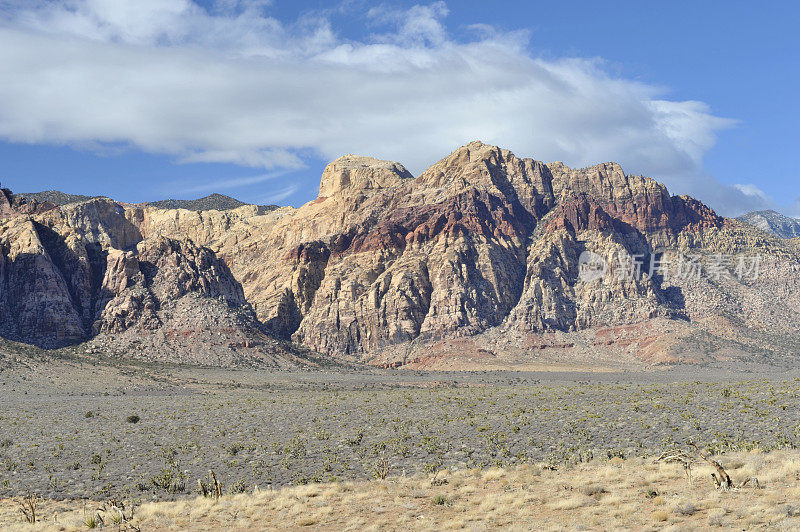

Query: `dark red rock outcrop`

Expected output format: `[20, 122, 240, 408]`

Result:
[547, 162, 723, 241]
[545, 194, 617, 234]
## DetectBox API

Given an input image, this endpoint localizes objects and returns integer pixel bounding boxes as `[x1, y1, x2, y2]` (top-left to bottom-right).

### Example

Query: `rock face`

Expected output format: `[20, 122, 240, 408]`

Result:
[4, 141, 800, 368]
[93, 237, 246, 335]
[0, 218, 86, 346]
[0, 204, 307, 367]
[283, 142, 722, 359]
[88, 237, 300, 367]
[318, 155, 413, 199]
[737, 210, 800, 239]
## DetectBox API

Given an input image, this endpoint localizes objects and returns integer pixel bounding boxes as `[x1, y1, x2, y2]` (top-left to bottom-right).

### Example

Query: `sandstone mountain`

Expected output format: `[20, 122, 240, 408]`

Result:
[3, 142, 800, 369]
[737, 209, 800, 239]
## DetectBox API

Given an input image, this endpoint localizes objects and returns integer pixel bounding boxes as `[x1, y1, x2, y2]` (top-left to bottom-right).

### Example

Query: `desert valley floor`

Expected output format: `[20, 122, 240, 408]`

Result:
[2, 341, 800, 504]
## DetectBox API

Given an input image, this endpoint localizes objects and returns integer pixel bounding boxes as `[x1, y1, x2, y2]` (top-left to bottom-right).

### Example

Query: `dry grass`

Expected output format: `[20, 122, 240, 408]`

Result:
[3, 450, 800, 530]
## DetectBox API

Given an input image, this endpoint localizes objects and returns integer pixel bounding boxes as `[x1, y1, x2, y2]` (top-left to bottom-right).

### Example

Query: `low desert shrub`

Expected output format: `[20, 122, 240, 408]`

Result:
[150, 465, 186, 494]
[581, 484, 607, 496]
[674, 500, 697, 516]
[83, 513, 100, 528]
[229, 479, 248, 494]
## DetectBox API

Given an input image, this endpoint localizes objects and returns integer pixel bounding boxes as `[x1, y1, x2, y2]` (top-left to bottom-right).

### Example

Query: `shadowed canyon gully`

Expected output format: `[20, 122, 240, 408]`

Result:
[2, 141, 800, 370]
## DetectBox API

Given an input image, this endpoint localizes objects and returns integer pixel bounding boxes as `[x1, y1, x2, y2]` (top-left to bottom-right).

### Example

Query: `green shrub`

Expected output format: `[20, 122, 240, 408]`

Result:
[229, 479, 248, 494]
[150, 465, 187, 494]
[432, 494, 448, 506]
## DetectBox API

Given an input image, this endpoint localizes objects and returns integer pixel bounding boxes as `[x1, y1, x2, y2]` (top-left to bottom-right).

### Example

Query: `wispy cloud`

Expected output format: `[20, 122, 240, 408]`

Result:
[0, 0, 757, 214]
[257, 184, 300, 204]
[165, 170, 289, 195]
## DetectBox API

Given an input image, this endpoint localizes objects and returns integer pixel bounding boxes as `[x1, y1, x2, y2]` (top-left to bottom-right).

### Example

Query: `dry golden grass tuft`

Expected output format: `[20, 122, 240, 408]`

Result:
[3, 450, 800, 530]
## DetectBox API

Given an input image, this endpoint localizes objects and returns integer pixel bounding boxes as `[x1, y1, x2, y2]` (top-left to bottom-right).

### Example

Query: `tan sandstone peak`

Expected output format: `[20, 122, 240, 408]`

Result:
[417, 140, 507, 188]
[414, 140, 556, 218]
[317, 155, 413, 199]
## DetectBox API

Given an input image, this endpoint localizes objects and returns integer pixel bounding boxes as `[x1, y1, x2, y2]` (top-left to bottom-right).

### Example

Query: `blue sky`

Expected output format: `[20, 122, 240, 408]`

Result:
[0, 0, 797, 216]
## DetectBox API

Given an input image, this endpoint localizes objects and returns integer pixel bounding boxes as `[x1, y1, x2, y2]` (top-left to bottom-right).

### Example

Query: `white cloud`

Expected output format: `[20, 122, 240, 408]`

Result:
[733, 184, 771, 204]
[367, 1, 449, 46]
[0, 0, 760, 214]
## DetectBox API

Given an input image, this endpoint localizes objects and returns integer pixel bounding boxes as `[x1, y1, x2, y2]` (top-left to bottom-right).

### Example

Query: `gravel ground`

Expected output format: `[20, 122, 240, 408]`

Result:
[1, 349, 799, 504]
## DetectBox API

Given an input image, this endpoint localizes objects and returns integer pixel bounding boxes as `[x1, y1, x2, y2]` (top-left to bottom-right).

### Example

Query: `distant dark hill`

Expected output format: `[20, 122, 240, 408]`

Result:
[147, 193, 277, 213]
[16, 190, 99, 206]
[16, 190, 277, 213]
[737, 209, 800, 239]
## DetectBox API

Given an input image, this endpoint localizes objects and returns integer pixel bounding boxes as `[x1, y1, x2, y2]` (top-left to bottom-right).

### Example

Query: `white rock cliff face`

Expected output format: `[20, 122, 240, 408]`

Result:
[2, 141, 800, 367]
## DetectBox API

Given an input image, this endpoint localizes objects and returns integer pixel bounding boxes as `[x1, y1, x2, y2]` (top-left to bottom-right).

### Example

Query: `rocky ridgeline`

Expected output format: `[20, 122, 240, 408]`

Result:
[1, 185, 59, 217]
[2, 142, 800, 368]
[12, 189, 99, 207]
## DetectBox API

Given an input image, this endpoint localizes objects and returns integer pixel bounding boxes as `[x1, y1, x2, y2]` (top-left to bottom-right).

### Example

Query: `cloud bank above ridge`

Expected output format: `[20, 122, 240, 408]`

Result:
[0, 0, 769, 215]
